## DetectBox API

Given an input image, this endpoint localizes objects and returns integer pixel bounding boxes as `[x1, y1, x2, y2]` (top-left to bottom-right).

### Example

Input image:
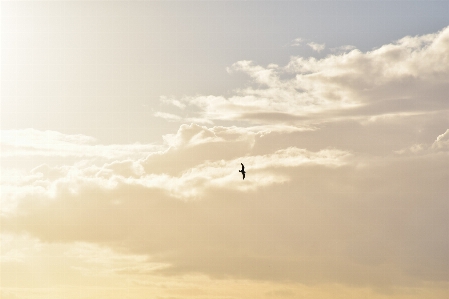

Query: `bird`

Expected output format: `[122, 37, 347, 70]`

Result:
[239, 163, 246, 180]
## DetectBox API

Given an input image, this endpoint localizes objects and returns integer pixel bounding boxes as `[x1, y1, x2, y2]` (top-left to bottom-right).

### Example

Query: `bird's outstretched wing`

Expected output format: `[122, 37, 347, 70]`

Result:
[239, 163, 246, 180]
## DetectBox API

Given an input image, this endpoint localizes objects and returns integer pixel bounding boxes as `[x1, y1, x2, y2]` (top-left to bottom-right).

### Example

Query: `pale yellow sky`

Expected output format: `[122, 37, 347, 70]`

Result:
[2, 1, 449, 299]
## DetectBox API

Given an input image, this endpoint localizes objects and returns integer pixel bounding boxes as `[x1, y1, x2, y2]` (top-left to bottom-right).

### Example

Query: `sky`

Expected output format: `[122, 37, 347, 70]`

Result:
[1, 1, 449, 298]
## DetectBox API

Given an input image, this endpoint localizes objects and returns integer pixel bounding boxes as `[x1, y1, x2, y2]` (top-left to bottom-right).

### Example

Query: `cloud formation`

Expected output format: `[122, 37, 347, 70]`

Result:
[158, 26, 449, 128]
[2, 124, 449, 291]
[1, 125, 351, 207]
[1, 129, 162, 159]
[2, 26, 449, 298]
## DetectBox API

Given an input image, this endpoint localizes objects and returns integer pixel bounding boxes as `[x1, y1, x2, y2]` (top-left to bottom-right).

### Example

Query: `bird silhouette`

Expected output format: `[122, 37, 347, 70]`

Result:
[239, 163, 246, 180]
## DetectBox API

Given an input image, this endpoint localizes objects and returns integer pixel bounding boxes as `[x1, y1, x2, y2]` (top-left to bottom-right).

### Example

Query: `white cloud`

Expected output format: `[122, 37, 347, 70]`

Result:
[1, 125, 349, 209]
[290, 37, 303, 47]
[157, 26, 449, 128]
[395, 129, 449, 154]
[432, 129, 449, 150]
[162, 123, 257, 149]
[160, 96, 186, 109]
[307, 42, 325, 52]
[3, 147, 351, 203]
[1, 124, 315, 213]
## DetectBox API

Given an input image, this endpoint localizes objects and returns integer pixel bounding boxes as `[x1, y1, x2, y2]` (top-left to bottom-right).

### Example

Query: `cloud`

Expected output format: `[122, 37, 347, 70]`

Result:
[0, 124, 313, 210]
[160, 96, 186, 109]
[432, 129, 449, 150]
[157, 26, 449, 128]
[3, 145, 448, 288]
[3, 26, 449, 296]
[154, 112, 182, 122]
[330, 44, 356, 53]
[307, 42, 325, 52]
[3, 120, 449, 290]
[1, 128, 163, 159]
[290, 37, 303, 47]
[395, 129, 449, 154]
[154, 111, 213, 124]
[2, 130, 351, 203]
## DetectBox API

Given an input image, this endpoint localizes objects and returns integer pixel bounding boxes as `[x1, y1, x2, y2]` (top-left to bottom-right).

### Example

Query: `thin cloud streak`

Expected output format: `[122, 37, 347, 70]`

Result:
[307, 42, 325, 52]
[1, 129, 163, 159]
[290, 37, 303, 47]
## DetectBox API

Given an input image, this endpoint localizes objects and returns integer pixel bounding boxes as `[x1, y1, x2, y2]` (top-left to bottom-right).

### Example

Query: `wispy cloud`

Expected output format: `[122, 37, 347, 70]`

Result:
[307, 42, 325, 52]
[290, 37, 303, 47]
[432, 129, 449, 150]
[330, 44, 356, 53]
[154, 111, 182, 122]
[1, 129, 163, 159]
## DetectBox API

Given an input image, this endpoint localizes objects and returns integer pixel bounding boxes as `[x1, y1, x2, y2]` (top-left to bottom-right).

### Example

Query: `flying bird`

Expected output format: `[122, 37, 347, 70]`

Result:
[239, 163, 246, 180]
